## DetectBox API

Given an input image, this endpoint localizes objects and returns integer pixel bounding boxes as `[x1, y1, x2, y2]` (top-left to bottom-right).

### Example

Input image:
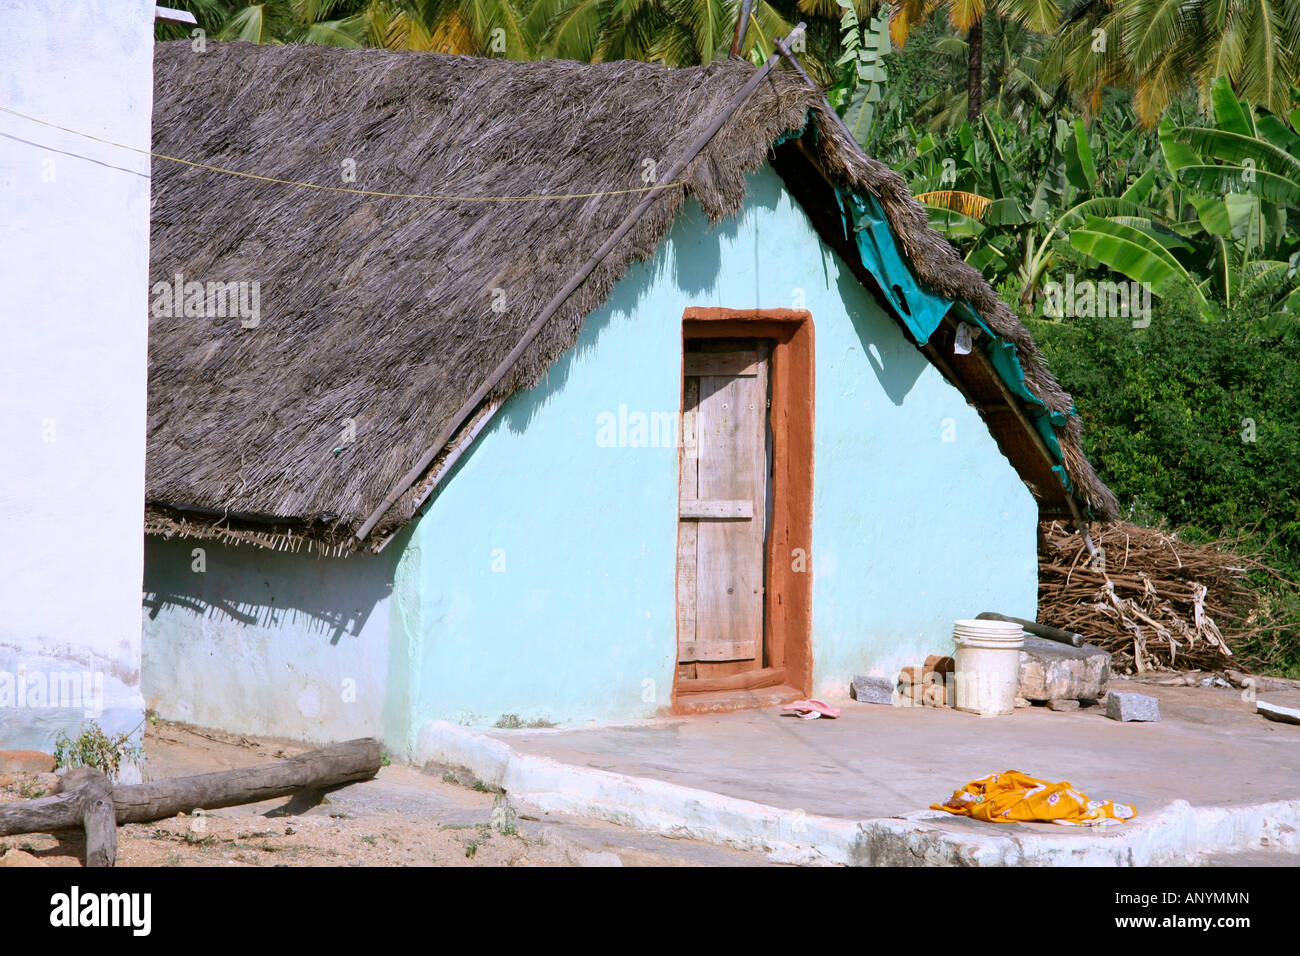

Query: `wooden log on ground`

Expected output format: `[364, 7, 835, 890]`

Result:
[113, 737, 382, 824]
[70, 769, 117, 868]
[0, 738, 382, 840]
[0, 767, 117, 865]
[0, 790, 83, 837]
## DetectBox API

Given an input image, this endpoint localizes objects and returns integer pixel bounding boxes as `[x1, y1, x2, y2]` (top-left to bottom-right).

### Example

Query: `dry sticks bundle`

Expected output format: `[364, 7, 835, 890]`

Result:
[1037, 521, 1267, 674]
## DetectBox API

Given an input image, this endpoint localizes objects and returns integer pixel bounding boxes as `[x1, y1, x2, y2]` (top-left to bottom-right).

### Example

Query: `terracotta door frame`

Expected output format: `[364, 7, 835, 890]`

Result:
[673, 308, 814, 703]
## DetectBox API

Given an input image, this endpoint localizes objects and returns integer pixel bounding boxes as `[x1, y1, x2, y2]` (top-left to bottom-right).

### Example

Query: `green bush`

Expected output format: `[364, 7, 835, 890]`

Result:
[53, 721, 143, 781]
[1026, 286, 1300, 672]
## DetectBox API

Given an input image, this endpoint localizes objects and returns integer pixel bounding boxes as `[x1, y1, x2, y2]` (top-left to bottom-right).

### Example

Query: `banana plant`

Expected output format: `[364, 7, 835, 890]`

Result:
[827, 0, 891, 148]
[1070, 78, 1300, 319]
[905, 109, 1157, 304]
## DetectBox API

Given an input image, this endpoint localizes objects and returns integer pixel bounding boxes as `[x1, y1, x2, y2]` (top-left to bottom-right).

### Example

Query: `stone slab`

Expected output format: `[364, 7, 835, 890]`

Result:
[1018, 635, 1110, 702]
[850, 675, 895, 705]
[1258, 700, 1300, 726]
[1107, 691, 1161, 722]
[417, 684, 1300, 866]
[0, 750, 55, 773]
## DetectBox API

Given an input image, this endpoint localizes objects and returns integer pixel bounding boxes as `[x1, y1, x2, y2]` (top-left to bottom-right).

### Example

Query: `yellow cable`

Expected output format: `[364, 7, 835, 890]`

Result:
[0, 104, 685, 202]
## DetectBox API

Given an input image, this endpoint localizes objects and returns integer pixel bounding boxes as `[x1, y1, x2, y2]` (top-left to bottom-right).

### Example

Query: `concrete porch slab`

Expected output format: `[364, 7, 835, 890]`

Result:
[415, 681, 1300, 866]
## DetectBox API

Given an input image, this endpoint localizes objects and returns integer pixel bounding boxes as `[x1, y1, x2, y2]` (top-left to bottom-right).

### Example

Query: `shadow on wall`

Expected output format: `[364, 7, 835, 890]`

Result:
[141, 530, 407, 644]
[670, 167, 780, 299]
[837, 264, 928, 406]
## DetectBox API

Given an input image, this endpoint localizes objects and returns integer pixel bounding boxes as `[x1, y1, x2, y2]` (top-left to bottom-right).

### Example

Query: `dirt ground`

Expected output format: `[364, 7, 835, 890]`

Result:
[6, 682, 1296, 867]
[0, 720, 771, 868]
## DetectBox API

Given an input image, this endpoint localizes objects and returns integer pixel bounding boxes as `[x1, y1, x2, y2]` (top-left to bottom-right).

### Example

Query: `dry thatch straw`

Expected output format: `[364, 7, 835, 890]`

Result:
[146, 41, 1118, 550]
[1038, 521, 1271, 673]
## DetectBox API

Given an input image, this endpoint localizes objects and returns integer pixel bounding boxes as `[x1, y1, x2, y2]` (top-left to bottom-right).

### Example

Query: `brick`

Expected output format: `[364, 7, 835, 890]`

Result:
[898, 666, 938, 686]
[899, 682, 929, 704]
[923, 655, 956, 677]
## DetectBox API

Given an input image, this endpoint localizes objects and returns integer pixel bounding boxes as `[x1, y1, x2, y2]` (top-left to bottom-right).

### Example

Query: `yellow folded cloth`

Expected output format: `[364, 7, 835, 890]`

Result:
[932, 770, 1137, 826]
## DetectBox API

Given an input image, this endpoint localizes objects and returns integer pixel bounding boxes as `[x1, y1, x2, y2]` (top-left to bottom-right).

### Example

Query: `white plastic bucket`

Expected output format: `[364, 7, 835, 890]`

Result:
[951, 619, 1024, 716]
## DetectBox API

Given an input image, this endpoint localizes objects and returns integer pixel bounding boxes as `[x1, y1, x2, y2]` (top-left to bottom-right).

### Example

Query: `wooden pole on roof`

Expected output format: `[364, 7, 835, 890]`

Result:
[354, 24, 808, 545]
[774, 30, 862, 146]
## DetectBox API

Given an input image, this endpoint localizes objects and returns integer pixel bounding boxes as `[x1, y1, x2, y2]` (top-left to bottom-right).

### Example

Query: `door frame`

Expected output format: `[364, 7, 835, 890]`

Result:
[673, 307, 815, 706]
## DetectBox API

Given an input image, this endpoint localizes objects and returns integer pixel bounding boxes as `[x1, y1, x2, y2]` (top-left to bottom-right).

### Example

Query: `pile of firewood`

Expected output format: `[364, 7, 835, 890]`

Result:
[1038, 521, 1270, 674]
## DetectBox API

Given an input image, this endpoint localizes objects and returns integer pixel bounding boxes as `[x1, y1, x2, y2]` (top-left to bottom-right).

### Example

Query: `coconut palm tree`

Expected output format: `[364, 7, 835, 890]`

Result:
[1070, 78, 1300, 315]
[911, 16, 1058, 130]
[529, 0, 794, 67]
[1044, 0, 1300, 126]
[373, 0, 535, 56]
[155, 0, 543, 55]
[888, 0, 1061, 120]
[159, 0, 809, 66]
[154, 0, 377, 45]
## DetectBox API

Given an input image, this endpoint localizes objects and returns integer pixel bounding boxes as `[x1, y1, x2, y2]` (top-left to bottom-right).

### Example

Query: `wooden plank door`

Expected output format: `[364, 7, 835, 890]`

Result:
[677, 342, 769, 680]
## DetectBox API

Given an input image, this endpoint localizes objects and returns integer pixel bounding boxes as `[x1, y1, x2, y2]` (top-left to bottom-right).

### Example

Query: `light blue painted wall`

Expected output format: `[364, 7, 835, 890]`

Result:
[806, 300, 1040, 694]
[398, 165, 1038, 735]
[141, 164, 1038, 752]
[142, 535, 407, 748]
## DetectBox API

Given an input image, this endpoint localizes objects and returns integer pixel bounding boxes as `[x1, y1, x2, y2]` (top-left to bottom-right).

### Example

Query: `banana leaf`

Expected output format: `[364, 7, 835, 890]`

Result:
[1256, 115, 1300, 158]
[984, 197, 1031, 225]
[922, 205, 988, 240]
[1172, 127, 1300, 182]
[1209, 76, 1254, 137]
[1064, 118, 1097, 192]
[914, 190, 993, 219]
[1189, 193, 1254, 239]
[1068, 216, 1208, 308]
[1171, 163, 1300, 207]
[1120, 166, 1159, 204]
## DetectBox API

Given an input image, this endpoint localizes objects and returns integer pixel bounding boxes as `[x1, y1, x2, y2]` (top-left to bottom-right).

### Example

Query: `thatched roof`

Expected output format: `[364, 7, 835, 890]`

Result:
[146, 40, 1118, 553]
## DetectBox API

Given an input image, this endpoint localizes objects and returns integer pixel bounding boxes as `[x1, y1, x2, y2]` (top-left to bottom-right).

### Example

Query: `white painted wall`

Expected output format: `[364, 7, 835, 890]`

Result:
[0, 0, 154, 760]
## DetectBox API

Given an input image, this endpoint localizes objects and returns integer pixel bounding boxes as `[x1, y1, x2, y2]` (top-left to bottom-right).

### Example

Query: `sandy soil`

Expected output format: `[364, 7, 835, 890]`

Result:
[0, 719, 767, 867]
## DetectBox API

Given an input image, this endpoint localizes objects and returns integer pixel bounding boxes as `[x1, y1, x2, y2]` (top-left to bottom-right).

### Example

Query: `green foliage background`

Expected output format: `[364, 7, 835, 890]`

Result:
[1026, 290, 1300, 671]
[834, 10, 1300, 669]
